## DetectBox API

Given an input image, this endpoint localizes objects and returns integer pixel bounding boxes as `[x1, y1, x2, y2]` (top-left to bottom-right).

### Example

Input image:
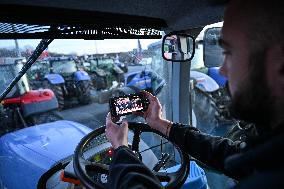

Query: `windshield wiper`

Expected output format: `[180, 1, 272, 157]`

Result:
[0, 39, 53, 101]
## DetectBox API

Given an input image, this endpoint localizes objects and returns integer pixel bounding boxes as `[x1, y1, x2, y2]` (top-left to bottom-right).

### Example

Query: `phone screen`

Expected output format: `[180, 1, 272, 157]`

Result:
[109, 94, 148, 117]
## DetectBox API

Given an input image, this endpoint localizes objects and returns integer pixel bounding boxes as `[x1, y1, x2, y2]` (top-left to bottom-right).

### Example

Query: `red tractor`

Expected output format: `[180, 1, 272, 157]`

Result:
[0, 57, 62, 135]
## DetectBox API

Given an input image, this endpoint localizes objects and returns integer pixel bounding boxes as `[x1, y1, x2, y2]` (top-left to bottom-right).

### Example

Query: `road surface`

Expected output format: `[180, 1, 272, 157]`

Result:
[59, 65, 147, 129]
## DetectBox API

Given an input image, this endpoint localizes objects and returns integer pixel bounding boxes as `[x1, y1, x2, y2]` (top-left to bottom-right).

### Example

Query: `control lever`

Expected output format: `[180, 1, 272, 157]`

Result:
[152, 153, 170, 172]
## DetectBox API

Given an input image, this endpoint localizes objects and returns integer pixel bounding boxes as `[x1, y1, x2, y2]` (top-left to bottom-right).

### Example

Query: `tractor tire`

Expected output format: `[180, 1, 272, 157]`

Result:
[52, 85, 65, 110]
[29, 111, 63, 126]
[117, 73, 125, 83]
[192, 87, 218, 134]
[43, 80, 65, 110]
[122, 67, 128, 73]
[111, 89, 126, 97]
[192, 87, 236, 136]
[77, 80, 92, 105]
[93, 74, 107, 90]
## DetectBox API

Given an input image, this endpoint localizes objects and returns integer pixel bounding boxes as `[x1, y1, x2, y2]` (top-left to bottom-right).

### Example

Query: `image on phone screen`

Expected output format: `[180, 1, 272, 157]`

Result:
[109, 94, 148, 117]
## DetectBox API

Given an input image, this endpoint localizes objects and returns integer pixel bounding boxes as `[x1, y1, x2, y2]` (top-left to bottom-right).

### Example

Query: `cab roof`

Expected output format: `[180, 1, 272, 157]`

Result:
[0, 0, 227, 33]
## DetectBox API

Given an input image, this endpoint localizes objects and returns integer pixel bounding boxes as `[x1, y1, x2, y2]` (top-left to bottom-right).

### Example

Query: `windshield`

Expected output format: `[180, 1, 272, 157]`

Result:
[98, 58, 114, 65]
[52, 60, 77, 74]
[0, 37, 180, 174]
[0, 38, 174, 157]
[0, 64, 17, 98]
[0, 29, 234, 189]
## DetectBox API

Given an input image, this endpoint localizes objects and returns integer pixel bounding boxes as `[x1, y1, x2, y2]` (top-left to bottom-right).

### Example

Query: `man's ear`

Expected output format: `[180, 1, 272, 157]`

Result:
[266, 44, 284, 97]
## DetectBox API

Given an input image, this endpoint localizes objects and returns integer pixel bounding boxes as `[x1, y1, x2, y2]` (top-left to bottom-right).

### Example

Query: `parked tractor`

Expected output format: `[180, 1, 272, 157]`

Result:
[111, 70, 166, 97]
[189, 23, 237, 136]
[0, 57, 62, 136]
[84, 57, 125, 90]
[26, 60, 49, 89]
[44, 57, 92, 109]
[114, 57, 128, 73]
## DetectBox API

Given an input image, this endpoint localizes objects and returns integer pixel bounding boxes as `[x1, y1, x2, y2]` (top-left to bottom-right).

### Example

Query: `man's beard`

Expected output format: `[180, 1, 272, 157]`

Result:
[228, 50, 272, 132]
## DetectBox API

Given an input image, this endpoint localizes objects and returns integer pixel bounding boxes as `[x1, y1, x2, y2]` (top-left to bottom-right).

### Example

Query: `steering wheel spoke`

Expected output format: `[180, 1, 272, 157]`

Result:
[86, 162, 109, 174]
[78, 157, 92, 166]
[131, 126, 142, 152]
[155, 171, 176, 183]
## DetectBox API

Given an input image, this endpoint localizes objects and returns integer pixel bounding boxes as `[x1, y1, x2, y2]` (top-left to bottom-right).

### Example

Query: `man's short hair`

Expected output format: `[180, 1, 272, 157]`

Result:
[234, 0, 284, 49]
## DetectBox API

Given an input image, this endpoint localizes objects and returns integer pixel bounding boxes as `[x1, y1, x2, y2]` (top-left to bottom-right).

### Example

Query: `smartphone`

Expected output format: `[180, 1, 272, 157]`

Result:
[109, 93, 149, 117]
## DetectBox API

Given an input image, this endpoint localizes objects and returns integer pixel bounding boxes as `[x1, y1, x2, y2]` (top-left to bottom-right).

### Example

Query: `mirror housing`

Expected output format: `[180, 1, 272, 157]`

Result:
[203, 27, 224, 67]
[162, 33, 195, 62]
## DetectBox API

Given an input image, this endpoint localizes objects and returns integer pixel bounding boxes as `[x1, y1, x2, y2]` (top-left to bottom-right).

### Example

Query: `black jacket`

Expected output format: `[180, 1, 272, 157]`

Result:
[108, 123, 284, 189]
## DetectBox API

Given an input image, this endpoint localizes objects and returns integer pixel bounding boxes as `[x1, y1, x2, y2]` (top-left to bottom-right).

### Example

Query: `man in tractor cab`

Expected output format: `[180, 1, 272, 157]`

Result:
[105, 0, 284, 188]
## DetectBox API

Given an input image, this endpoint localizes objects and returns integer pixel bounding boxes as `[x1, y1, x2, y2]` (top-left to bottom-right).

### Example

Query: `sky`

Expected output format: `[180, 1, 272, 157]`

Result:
[0, 39, 161, 55]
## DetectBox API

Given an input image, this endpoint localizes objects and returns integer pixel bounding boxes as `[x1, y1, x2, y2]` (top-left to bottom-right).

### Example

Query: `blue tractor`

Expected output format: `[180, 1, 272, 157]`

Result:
[189, 23, 236, 136]
[44, 57, 92, 109]
[111, 69, 166, 97]
[0, 120, 208, 189]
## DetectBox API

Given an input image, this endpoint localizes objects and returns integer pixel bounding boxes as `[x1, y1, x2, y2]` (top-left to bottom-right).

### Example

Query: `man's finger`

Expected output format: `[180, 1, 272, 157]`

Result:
[106, 112, 112, 121]
[141, 91, 156, 101]
[106, 112, 112, 125]
[112, 116, 120, 123]
[106, 122, 113, 130]
[121, 122, 128, 128]
[106, 112, 119, 124]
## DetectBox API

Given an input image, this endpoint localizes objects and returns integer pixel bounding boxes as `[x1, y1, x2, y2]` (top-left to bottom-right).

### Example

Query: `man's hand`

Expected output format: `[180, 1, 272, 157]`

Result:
[105, 113, 128, 149]
[136, 91, 172, 136]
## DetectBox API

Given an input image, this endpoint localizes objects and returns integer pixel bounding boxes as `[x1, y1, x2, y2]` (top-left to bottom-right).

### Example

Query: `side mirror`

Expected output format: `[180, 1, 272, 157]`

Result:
[203, 27, 224, 67]
[162, 33, 195, 62]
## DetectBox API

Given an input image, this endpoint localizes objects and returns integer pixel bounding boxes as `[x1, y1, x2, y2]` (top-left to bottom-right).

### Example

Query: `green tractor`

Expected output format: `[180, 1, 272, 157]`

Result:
[84, 57, 125, 90]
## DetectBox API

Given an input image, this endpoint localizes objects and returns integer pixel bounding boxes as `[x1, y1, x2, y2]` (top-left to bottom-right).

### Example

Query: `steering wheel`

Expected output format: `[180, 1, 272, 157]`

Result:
[73, 122, 190, 189]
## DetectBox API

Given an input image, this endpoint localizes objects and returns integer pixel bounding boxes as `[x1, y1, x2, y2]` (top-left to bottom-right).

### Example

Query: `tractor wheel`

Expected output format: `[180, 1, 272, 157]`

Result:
[52, 85, 65, 110]
[117, 73, 125, 83]
[77, 80, 92, 105]
[111, 89, 125, 97]
[93, 74, 107, 90]
[192, 87, 232, 135]
[192, 87, 218, 134]
[29, 111, 63, 125]
[43, 81, 65, 110]
[122, 66, 128, 73]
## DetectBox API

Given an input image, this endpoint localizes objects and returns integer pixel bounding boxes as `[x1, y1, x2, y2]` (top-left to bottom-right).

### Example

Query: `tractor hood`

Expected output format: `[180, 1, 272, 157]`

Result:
[0, 120, 92, 189]
[0, 120, 92, 163]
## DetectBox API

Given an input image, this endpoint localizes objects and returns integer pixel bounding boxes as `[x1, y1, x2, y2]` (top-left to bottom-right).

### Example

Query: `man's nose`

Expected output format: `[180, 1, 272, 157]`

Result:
[219, 63, 227, 77]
